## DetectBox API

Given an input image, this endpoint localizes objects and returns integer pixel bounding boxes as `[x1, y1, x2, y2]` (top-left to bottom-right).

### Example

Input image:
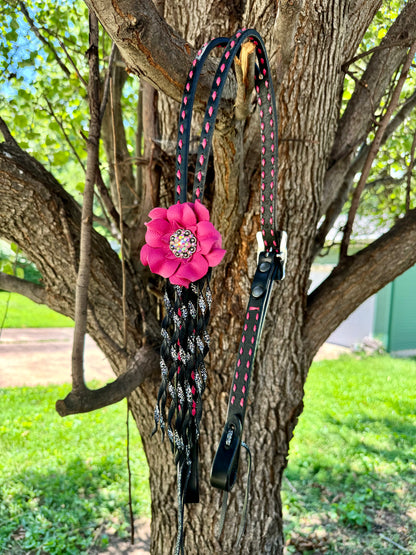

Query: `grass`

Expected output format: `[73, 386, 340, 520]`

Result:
[0, 355, 415, 554]
[0, 384, 150, 554]
[0, 292, 74, 328]
[283, 355, 416, 554]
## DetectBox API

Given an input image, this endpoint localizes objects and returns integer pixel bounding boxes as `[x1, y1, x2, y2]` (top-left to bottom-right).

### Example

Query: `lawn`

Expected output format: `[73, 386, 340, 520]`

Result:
[0, 384, 150, 554]
[0, 292, 74, 328]
[0, 355, 415, 554]
[283, 355, 416, 554]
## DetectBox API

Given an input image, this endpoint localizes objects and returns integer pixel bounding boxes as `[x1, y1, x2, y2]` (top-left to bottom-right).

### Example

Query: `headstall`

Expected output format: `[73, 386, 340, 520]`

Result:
[140, 28, 287, 554]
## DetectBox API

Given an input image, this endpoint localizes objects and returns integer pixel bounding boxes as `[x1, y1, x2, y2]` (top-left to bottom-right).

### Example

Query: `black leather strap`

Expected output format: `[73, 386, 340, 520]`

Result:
[208, 30, 287, 507]
[175, 36, 229, 204]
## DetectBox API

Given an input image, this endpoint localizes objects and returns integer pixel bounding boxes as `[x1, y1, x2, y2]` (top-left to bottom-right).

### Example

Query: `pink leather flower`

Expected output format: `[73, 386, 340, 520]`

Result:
[140, 200, 226, 287]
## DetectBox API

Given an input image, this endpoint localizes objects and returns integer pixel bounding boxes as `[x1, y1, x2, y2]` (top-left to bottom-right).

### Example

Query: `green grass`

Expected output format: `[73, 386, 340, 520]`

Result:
[283, 355, 416, 554]
[0, 292, 74, 328]
[1, 356, 415, 554]
[0, 384, 150, 554]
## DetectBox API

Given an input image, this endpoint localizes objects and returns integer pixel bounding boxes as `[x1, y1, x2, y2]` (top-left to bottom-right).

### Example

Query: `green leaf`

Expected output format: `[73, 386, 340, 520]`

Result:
[53, 151, 70, 165]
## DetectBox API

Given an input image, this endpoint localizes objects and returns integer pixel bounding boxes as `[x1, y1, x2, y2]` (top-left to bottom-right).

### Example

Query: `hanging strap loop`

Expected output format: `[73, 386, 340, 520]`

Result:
[207, 29, 287, 540]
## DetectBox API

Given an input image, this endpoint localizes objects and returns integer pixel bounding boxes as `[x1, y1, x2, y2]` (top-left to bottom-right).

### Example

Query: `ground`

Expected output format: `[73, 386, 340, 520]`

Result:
[0, 328, 349, 553]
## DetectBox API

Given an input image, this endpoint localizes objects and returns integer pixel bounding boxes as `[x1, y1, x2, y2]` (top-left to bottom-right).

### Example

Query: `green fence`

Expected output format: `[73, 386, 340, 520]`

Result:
[374, 264, 416, 354]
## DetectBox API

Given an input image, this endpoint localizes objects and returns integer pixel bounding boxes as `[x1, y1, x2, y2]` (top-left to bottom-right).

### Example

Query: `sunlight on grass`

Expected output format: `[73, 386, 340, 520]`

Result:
[0, 292, 74, 328]
[283, 355, 416, 554]
[0, 385, 150, 554]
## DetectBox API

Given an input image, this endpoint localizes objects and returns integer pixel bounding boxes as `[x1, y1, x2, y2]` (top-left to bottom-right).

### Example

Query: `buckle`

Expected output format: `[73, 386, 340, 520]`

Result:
[210, 415, 243, 491]
[256, 230, 287, 282]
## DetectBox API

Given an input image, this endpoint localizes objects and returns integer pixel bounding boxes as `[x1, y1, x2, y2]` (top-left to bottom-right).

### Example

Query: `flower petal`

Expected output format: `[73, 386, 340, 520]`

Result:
[174, 253, 209, 283]
[148, 207, 168, 220]
[140, 244, 151, 266]
[145, 219, 172, 247]
[147, 247, 180, 278]
[169, 274, 191, 288]
[193, 200, 210, 222]
[167, 202, 196, 227]
[205, 247, 226, 267]
[196, 221, 222, 254]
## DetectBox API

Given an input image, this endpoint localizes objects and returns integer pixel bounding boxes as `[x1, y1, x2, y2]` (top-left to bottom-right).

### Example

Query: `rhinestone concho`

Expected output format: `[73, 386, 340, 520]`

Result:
[169, 229, 197, 259]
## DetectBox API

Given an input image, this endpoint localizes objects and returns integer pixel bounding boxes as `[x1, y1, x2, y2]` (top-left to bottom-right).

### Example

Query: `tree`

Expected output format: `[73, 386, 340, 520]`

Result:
[1, 0, 416, 553]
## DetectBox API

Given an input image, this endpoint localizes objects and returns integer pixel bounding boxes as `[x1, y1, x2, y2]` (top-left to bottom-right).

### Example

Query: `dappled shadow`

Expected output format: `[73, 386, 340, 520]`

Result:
[0, 456, 149, 554]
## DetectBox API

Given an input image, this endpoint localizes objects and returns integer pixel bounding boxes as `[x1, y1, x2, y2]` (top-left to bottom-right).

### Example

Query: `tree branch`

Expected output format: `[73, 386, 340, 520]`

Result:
[322, 0, 416, 213]
[315, 89, 416, 254]
[55, 345, 159, 416]
[0, 117, 19, 147]
[43, 96, 86, 172]
[17, 0, 72, 78]
[0, 272, 45, 304]
[340, 40, 416, 260]
[71, 12, 102, 393]
[83, 0, 235, 105]
[304, 208, 416, 359]
[406, 126, 416, 212]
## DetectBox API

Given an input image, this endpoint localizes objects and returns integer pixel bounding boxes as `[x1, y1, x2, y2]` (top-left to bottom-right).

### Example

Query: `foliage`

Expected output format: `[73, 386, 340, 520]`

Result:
[338, 0, 416, 238]
[0, 240, 42, 284]
[0, 292, 74, 327]
[0, 384, 150, 554]
[283, 355, 416, 554]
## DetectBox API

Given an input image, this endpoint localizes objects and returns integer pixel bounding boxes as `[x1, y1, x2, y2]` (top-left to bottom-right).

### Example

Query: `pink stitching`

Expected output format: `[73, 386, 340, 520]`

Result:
[199, 154, 204, 166]
[242, 385, 246, 393]
[220, 63, 225, 72]
[231, 396, 235, 405]
[176, 170, 181, 179]
[216, 77, 221, 86]
[240, 398, 244, 407]
[212, 91, 217, 100]
[233, 384, 236, 391]
[244, 373, 248, 381]
[178, 139, 183, 149]
[178, 154, 182, 164]
[186, 83, 190, 92]
[184, 97, 188, 105]
[202, 138, 207, 148]
[180, 124, 184, 134]
[197, 171, 202, 182]
[208, 106, 213, 117]
[225, 51, 230, 59]
[205, 122, 210, 133]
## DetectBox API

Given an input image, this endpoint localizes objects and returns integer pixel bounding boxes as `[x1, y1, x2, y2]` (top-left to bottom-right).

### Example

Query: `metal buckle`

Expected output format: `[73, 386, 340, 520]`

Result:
[256, 230, 287, 280]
